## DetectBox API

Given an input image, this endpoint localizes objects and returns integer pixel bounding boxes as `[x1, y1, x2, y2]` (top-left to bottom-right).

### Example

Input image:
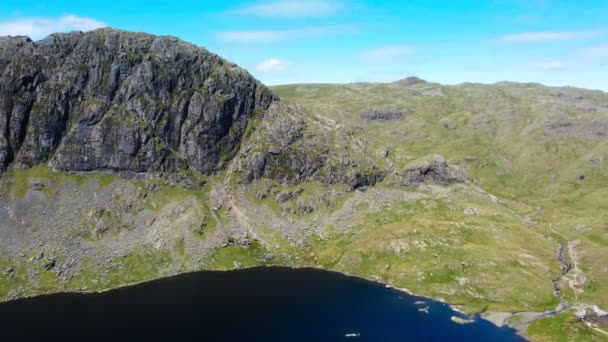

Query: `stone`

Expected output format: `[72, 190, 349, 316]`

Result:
[590, 156, 604, 165]
[575, 224, 592, 233]
[360, 105, 403, 122]
[0, 28, 276, 176]
[33, 252, 44, 261]
[401, 155, 467, 186]
[464, 208, 481, 216]
[43, 259, 56, 271]
[275, 188, 303, 203]
[297, 200, 316, 215]
[240, 101, 385, 188]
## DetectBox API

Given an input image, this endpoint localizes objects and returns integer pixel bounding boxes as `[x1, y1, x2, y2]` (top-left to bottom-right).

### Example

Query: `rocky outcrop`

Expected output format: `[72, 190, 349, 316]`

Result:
[360, 105, 404, 122]
[0, 28, 276, 175]
[400, 155, 467, 186]
[240, 102, 385, 189]
[1, 28, 387, 191]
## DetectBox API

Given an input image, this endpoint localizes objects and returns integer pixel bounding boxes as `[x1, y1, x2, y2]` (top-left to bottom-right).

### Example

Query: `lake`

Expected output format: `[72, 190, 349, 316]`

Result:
[0, 267, 525, 341]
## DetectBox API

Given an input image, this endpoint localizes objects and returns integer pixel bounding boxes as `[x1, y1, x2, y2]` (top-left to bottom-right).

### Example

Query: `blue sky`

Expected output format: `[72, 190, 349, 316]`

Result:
[0, 0, 607, 90]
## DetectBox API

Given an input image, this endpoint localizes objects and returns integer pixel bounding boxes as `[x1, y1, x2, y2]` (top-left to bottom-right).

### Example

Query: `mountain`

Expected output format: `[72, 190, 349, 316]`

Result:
[0, 29, 606, 341]
[0, 28, 275, 176]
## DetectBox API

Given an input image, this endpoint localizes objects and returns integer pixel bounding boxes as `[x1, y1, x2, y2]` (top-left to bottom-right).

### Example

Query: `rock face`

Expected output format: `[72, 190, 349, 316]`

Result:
[0, 28, 275, 175]
[401, 155, 467, 186]
[240, 102, 385, 189]
[360, 105, 403, 122]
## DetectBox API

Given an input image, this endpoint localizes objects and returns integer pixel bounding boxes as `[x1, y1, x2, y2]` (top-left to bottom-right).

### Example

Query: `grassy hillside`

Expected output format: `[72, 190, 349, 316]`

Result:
[272, 80, 608, 339]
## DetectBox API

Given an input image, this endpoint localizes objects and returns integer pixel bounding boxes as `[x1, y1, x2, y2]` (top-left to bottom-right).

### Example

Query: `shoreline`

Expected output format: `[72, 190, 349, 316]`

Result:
[1, 264, 530, 338]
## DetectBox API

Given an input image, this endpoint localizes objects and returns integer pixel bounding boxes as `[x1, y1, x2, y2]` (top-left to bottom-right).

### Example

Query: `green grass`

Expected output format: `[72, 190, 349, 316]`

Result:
[244, 180, 353, 219]
[96, 173, 118, 189]
[0, 259, 29, 299]
[266, 81, 608, 340]
[273, 81, 608, 314]
[64, 247, 173, 293]
[304, 195, 560, 314]
[143, 184, 206, 212]
[527, 311, 607, 342]
[8, 165, 119, 199]
[0, 245, 174, 300]
[11, 165, 58, 198]
[204, 241, 277, 270]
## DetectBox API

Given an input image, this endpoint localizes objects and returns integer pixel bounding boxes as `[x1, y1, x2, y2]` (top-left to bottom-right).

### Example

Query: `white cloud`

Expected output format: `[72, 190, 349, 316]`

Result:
[581, 44, 608, 59]
[526, 44, 608, 71]
[495, 29, 605, 43]
[0, 14, 106, 40]
[360, 45, 415, 62]
[232, 0, 341, 17]
[528, 60, 574, 71]
[256, 58, 290, 72]
[216, 26, 351, 43]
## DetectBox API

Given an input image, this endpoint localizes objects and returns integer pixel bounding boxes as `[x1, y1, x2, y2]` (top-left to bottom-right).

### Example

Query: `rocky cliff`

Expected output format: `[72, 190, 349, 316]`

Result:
[0, 28, 275, 176]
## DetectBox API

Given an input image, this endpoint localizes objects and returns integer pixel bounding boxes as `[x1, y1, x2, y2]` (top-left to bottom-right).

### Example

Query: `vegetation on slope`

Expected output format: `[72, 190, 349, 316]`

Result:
[273, 80, 608, 339]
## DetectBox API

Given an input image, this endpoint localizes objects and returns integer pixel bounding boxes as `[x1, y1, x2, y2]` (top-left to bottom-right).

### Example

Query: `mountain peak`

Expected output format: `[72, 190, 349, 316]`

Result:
[0, 28, 276, 177]
[397, 76, 427, 85]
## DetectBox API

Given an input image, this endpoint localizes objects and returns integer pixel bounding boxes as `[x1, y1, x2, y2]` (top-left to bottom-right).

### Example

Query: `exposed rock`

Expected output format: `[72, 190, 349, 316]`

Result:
[244, 153, 267, 183]
[542, 121, 608, 141]
[296, 200, 315, 215]
[360, 105, 403, 122]
[275, 188, 303, 203]
[0, 28, 276, 176]
[345, 170, 384, 189]
[590, 156, 604, 165]
[387, 240, 410, 254]
[29, 179, 54, 190]
[400, 155, 467, 186]
[42, 258, 56, 271]
[574, 224, 592, 233]
[376, 149, 389, 158]
[241, 102, 385, 189]
[464, 208, 481, 216]
[548, 122, 573, 129]
[523, 215, 536, 228]
[32, 252, 44, 262]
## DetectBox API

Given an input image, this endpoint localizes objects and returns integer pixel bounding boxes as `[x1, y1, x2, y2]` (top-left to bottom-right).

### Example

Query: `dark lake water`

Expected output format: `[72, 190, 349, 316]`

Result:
[0, 267, 525, 341]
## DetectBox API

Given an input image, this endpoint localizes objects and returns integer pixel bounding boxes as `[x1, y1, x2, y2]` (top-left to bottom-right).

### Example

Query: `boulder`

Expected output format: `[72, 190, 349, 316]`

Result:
[42, 259, 56, 271]
[360, 105, 403, 122]
[401, 155, 467, 186]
